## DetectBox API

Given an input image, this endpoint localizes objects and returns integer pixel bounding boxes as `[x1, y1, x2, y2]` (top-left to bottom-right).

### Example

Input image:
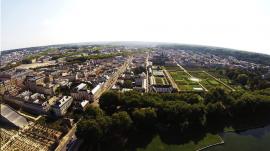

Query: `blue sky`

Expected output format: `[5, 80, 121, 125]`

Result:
[1, 0, 270, 54]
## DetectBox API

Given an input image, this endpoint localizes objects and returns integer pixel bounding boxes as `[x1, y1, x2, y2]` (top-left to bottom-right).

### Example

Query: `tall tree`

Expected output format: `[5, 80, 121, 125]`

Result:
[132, 108, 157, 129]
[99, 91, 123, 113]
[237, 74, 249, 85]
[111, 111, 133, 133]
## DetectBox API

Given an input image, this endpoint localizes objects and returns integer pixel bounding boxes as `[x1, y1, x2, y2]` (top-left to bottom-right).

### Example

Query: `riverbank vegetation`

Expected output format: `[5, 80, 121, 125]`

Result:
[76, 86, 270, 151]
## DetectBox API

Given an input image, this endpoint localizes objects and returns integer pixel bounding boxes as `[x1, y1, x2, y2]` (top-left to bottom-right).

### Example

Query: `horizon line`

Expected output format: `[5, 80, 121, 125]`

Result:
[1, 40, 270, 56]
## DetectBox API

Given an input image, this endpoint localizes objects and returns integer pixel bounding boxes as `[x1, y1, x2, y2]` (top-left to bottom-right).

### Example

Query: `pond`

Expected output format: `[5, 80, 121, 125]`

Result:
[123, 129, 222, 151]
[206, 125, 270, 151]
[81, 123, 270, 151]
[128, 125, 270, 151]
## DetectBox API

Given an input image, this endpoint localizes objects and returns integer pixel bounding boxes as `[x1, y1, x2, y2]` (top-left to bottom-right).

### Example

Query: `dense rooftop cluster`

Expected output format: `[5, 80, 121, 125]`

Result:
[1, 44, 270, 151]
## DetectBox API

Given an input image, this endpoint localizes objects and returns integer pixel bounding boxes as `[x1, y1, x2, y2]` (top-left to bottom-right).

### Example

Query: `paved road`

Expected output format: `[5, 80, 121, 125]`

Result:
[56, 56, 133, 151]
[91, 56, 133, 107]
[55, 123, 78, 151]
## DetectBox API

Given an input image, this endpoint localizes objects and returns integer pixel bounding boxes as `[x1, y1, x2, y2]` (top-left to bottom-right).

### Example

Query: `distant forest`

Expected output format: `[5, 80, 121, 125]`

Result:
[159, 44, 270, 66]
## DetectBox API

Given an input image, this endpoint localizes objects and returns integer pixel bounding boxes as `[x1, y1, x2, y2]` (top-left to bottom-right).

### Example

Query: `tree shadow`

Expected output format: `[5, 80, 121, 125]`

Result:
[98, 129, 156, 151]
[157, 126, 207, 145]
[125, 129, 156, 151]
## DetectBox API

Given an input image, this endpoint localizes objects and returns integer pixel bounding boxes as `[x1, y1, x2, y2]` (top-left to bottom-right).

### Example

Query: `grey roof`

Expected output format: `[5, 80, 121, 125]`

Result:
[0, 104, 28, 128]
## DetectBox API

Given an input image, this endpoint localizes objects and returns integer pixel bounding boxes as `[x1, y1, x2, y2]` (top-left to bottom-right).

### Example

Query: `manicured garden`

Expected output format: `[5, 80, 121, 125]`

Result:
[164, 65, 235, 92]
[189, 71, 232, 91]
[152, 67, 169, 85]
[167, 70, 203, 91]
[205, 70, 243, 91]
[155, 77, 168, 85]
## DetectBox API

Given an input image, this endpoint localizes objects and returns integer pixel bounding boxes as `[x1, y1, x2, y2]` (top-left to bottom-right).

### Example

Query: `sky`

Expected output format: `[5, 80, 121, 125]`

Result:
[1, 0, 270, 54]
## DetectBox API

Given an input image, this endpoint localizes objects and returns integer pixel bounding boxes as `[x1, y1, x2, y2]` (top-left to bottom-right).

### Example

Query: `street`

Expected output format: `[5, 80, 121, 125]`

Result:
[55, 56, 133, 151]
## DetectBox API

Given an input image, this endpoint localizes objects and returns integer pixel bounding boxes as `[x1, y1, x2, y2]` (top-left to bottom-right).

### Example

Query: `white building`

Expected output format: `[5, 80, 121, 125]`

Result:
[80, 100, 89, 110]
[52, 96, 73, 117]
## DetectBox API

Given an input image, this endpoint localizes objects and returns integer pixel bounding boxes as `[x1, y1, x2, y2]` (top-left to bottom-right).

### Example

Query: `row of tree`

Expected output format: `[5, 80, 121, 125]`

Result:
[76, 107, 132, 150]
[98, 88, 270, 128]
[76, 88, 270, 150]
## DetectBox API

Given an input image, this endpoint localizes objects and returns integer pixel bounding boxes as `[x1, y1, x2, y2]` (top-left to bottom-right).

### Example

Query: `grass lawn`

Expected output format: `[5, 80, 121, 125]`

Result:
[166, 67, 234, 92]
[223, 126, 235, 132]
[206, 70, 243, 91]
[136, 133, 222, 151]
[207, 79, 220, 85]
[169, 71, 201, 91]
[155, 77, 164, 85]
[169, 71, 189, 80]
[164, 66, 182, 71]
[154, 76, 169, 85]
[189, 71, 231, 91]
[178, 85, 193, 91]
[163, 77, 169, 85]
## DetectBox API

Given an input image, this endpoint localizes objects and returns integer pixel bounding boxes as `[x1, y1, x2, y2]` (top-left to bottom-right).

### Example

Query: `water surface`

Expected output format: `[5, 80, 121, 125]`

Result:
[206, 125, 270, 151]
